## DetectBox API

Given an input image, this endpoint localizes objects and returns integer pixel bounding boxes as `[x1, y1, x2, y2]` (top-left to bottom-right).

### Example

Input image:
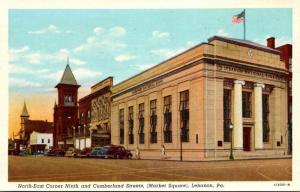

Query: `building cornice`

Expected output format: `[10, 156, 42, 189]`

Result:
[112, 56, 287, 99]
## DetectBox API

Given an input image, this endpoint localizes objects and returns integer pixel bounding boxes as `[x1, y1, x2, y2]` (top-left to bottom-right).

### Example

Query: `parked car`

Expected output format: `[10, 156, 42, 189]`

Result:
[32, 150, 46, 156]
[89, 147, 103, 158]
[47, 149, 65, 157]
[76, 147, 92, 158]
[19, 149, 29, 156]
[98, 145, 132, 159]
[65, 147, 80, 157]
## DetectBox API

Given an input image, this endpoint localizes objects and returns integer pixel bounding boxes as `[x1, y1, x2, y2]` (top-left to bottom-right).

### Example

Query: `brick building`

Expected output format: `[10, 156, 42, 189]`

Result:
[274, 38, 292, 154]
[53, 64, 80, 149]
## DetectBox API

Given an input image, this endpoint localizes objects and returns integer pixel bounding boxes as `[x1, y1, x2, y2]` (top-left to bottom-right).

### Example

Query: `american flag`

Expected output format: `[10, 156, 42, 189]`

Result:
[232, 10, 245, 24]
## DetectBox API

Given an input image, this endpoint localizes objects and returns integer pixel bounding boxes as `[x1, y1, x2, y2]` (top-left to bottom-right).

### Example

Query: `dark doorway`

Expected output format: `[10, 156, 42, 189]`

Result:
[243, 127, 251, 151]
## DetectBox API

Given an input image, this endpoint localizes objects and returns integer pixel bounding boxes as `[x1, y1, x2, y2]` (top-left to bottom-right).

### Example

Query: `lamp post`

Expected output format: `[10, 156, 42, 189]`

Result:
[72, 126, 75, 148]
[84, 124, 86, 149]
[180, 128, 183, 161]
[89, 124, 92, 148]
[229, 123, 234, 160]
[78, 125, 81, 150]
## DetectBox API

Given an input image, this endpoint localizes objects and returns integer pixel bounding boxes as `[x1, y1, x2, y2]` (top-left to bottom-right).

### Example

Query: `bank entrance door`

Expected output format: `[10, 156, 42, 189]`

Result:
[243, 127, 251, 151]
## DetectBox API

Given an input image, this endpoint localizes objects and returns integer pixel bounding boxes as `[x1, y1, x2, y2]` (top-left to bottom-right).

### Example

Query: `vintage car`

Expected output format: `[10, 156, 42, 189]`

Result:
[47, 149, 65, 157]
[18, 149, 29, 156]
[89, 147, 103, 158]
[65, 147, 80, 157]
[98, 145, 132, 159]
[76, 147, 92, 158]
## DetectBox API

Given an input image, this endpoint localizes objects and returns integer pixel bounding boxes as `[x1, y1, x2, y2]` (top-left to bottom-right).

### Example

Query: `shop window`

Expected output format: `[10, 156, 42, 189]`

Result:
[164, 95, 172, 143]
[242, 91, 252, 118]
[223, 89, 231, 142]
[119, 109, 124, 144]
[138, 103, 145, 144]
[150, 100, 157, 143]
[180, 90, 189, 142]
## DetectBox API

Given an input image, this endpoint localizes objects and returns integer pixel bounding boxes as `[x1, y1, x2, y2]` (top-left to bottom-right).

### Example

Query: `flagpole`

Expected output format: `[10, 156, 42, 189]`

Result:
[244, 9, 246, 40]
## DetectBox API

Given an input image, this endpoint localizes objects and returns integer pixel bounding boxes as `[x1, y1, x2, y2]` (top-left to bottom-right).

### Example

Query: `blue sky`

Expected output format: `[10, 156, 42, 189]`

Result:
[9, 9, 292, 94]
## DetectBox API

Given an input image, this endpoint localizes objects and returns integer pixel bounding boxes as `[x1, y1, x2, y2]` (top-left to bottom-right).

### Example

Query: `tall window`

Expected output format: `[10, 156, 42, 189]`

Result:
[262, 94, 270, 142]
[87, 110, 91, 119]
[180, 90, 189, 142]
[164, 96, 172, 143]
[150, 100, 157, 143]
[138, 103, 145, 144]
[128, 106, 134, 144]
[223, 89, 231, 142]
[119, 109, 124, 144]
[80, 113, 84, 124]
[242, 91, 252, 118]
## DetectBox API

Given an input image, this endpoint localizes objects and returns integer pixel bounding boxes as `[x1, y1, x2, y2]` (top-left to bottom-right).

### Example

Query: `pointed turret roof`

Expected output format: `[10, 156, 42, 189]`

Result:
[57, 63, 78, 86]
[21, 101, 29, 117]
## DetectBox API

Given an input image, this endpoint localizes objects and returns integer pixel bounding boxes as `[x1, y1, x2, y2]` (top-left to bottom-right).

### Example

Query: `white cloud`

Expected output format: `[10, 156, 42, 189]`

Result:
[9, 46, 30, 62]
[135, 63, 155, 70]
[9, 46, 30, 54]
[9, 64, 49, 74]
[151, 48, 186, 58]
[152, 31, 170, 39]
[70, 58, 86, 66]
[186, 41, 197, 47]
[28, 24, 72, 35]
[42, 68, 102, 82]
[28, 24, 60, 35]
[9, 46, 86, 67]
[150, 40, 201, 59]
[94, 27, 103, 35]
[73, 37, 127, 53]
[115, 54, 136, 62]
[42, 70, 64, 81]
[10, 77, 42, 87]
[217, 29, 229, 37]
[87, 37, 97, 43]
[74, 44, 86, 52]
[110, 26, 126, 37]
[59, 48, 70, 55]
[73, 68, 102, 79]
[25, 53, 42, 64]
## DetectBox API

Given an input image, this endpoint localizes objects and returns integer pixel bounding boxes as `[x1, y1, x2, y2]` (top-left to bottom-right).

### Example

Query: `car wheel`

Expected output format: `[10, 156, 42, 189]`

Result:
[116, 154, 120, 159]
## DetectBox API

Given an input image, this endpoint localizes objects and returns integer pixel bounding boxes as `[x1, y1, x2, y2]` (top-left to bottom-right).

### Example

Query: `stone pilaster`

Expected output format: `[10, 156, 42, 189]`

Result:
[254, 83, 264, 149]
[233, 80, 245, 149]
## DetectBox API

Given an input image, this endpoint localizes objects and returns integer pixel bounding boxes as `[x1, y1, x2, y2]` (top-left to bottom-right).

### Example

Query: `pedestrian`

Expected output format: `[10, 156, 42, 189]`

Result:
[135, 146, 140, 159]
[161, 145, 166, 160]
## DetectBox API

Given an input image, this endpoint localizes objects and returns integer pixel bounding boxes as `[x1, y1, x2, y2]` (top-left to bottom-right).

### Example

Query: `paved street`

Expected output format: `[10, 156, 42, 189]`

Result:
[8, 156, 291, 181]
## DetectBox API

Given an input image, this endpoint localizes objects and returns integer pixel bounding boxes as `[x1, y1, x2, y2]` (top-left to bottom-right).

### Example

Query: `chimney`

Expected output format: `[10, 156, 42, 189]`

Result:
[267, 37, 275, 49]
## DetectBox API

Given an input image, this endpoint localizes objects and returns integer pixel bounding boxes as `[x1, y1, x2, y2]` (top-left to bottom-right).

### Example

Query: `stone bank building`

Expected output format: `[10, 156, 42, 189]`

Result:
[111, 36, 289, 160]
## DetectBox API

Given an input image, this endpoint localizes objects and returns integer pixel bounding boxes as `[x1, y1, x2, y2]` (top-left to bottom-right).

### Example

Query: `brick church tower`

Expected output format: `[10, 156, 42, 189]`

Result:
[53, 62, 80, 149]
[20, 101, 30, 141]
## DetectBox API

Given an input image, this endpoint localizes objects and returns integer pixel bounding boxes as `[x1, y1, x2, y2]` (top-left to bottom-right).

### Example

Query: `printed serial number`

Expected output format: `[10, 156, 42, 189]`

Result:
[274, 183, 290, 187]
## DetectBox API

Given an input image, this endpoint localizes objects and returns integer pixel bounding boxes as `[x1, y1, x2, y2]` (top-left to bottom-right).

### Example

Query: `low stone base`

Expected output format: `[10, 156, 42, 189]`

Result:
[130, 148, 289, 161]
